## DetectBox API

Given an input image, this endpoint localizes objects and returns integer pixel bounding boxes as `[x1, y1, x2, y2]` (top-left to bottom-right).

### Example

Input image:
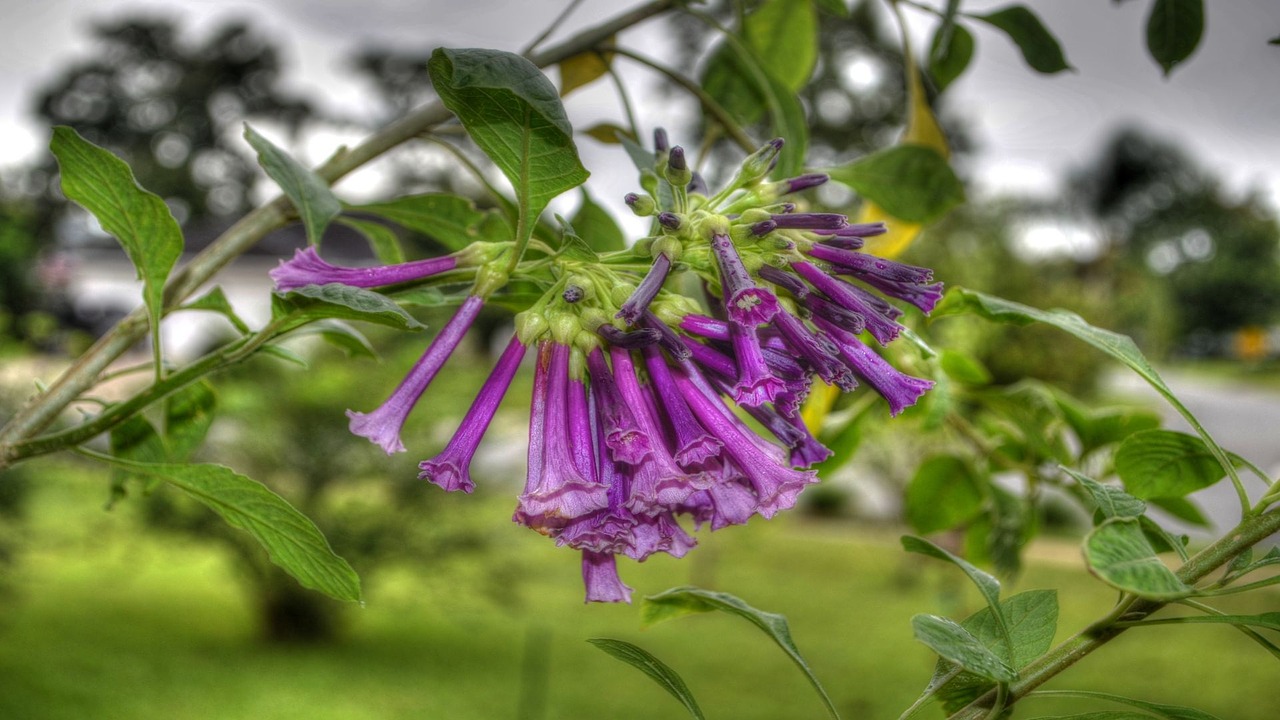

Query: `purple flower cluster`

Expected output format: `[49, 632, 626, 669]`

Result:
[267, 133, 941, 603]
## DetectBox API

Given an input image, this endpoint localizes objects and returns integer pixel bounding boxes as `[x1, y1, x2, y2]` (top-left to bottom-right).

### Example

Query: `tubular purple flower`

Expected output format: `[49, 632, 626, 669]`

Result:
[586, 348, 653, 465]
[418, 333, 528, 492]
[793, 261, 901, 345]
[771, 213, 848, 231]
[804, 244, 935, 284]
[642, 346, 723, 470]
[581, 551, 633, 604]
[750, 220, 778, 237]
[802, 293, 866, 335]
[271, 246, 457, 292]
[817, 317, 934, 417]
[829, 221, 888, 238]
[758, 264, 809, 299]
[731, 322, 786, 407]
[683, 477, 758, 530]
[596, 324, 661, 349]
[711, 232, 779, 326]
[640, 311, 692, 360]
[784, 173, 829, 194]
[772, 310, 857, 390]
[347, 294, 484, 454]
[617, 252, 673, 326]
[680, 337, 737, 383]
[515, 343, 608, 530]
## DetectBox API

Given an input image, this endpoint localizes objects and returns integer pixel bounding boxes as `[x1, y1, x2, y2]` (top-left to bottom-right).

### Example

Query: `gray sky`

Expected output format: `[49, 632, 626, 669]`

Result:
[1, 0, 1277, 213]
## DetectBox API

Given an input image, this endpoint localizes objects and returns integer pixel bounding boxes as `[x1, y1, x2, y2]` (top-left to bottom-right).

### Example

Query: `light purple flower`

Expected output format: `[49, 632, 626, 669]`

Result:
[271, 246, 457, 292]
[418, 333, 528, 492]
[581, 551, 632, 604]
[347, 294, 483, 454]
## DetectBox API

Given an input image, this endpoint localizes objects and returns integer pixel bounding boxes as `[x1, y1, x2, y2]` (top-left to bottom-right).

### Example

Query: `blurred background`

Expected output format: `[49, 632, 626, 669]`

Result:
[1, 1, 1278, 718]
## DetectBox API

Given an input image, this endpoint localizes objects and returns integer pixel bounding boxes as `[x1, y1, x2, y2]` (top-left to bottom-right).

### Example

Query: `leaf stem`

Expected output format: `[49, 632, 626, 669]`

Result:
[0, 0, 678, 473]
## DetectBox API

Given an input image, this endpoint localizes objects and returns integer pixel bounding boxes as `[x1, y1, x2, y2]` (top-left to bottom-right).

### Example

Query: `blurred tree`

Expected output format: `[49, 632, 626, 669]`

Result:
[30, 17, 314, 243]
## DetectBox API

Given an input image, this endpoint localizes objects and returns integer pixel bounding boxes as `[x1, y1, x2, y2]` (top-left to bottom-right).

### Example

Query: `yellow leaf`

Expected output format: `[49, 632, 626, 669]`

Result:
[559, 49, 613, 97]
[802, 380, 841, 433]
[858, 202, 922, 259]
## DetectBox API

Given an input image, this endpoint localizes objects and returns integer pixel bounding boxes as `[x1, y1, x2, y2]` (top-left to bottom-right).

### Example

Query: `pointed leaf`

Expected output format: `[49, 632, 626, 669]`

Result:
[1116, 430, 1228, 499]
[1084, 518, 1192, 599]
[428, 47, 589, 249]
[101, 457, 360, 602]
[902, 535, 1002, 611]
[829, 145, 965, 224]
[743, 0, 818, 91]
[352, 193, 498, 252]
[180, 286, 250, 334]
[1146, 0, 1204, 75]
[1061, 467, 1146, 520]
[338, 217, 404, 265]
[974, 5, 1072, 74]
[912, 614, 1017, 682]
[244, 124, 340, 245]
[642, 587, 840, 720]
[273, 284, 425, 332]
[586, 639, 705, 720]
[50, 126, 183, 358]
[939, 348, 992, 385]
[929, 22, 975, 92]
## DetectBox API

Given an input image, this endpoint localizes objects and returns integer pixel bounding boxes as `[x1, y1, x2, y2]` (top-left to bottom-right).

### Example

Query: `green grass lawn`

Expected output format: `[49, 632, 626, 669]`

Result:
[1, 461, 1276, 720]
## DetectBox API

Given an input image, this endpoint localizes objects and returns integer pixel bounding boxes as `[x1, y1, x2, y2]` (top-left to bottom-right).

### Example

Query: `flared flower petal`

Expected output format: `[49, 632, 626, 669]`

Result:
[581, 551, 633, 604]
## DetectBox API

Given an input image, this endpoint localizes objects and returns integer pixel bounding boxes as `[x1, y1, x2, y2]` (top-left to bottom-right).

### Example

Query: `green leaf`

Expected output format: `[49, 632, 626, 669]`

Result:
[1116, 430, 1228, 499]
[1061, 467, 1146, 520]
[641, 587, 840, 720]
[906, 455, 986, 534]
[273, 284, 425, 332]
[338, 217, 404, 265]
[180, 286, 250, 334]
[50, 126, 183, 360]
[974, 5, 1073, 74]
[1036, 690, 1222, 719]
[1146, 0, 1204, 76]
[911, 614, 1017, 682]
[933, 590, 1058, 712]
[428, 48, 589, 249]
[828, 145, 965, 224]
[929, 22, 975, 93]
[586, 639, 705, 720]
[571, 189, 626, 252]
[901, 535, 1002, 613]
[935, 288, 1235, 488]
[1148, 496, 1210, 527]
[351, 193, 499, 252]
[939, 348, 992, 385]
[164, 461, 359, 602]
[243, 124, 341, 245]
[109, 415, 169, 494]
[743, 0, 818, 91]
[165, 380, 216, 462]
[283, 319, 379, 360]
[1084, 518, 1192, 599]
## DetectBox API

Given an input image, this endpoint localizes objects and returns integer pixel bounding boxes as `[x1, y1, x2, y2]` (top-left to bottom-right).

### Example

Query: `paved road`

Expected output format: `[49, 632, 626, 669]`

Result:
[1104, 368, 1280, 537]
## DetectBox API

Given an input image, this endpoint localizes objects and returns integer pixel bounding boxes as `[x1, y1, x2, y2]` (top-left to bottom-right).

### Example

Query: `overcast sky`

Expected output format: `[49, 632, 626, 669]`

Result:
[0, 0, 1277, 213]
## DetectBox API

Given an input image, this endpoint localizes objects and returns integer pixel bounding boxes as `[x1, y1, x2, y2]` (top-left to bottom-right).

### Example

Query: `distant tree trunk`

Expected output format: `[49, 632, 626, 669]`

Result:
[257, 571, 345, 644]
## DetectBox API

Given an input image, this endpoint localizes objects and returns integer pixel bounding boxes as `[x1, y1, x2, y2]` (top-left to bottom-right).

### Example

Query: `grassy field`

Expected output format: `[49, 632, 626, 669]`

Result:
[1, 460, 1276, 720]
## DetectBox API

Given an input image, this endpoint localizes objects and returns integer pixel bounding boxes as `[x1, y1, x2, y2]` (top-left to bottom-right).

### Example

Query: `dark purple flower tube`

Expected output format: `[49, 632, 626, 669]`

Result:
[770, 213, 848, 231]
[758, 264, 810, 299]
[772, 310, 857, 391]
[854, 276, 945, 314]
[596, 324, 661, 349]
[679, 314, 731, 342]
[586, 348, 653, 465]
[783, 173, 829, 194]
[642, 346, 723, 471]
[680, 337, 737, 383]
[829, 221, 888, 238]
[617, 252, 673, 326]
[348, 294, 483, 454]
[802, 293, 866, 335]
[418, 333, 528, 492]
[271, 246, 457, 292]
[793, 261, 901, 344]
[711, 232, 779, 326]
[640, 311, 692, 360]
[805, 243, 934, 285]
[817, 317, 934, 417]
[581, 551, 633, 604]
[514, 343, 608, 530]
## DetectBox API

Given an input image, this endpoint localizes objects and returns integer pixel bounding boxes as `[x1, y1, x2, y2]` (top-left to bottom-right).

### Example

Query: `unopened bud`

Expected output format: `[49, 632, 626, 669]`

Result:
[625, 192, 656, 216]
[653, 127, 669, 153]
[664, 146, 692, 187]
[657, 212, 681, 230]
[735, 138, 784, 186]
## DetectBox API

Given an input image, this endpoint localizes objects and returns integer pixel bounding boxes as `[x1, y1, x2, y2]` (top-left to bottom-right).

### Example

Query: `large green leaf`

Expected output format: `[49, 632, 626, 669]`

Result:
[273, 284, 425, 332]
[929, 22, 975, 93]
[933, 591, 1059, 713]
[100, 457, 360, 602]
[50, 126, 183, 361]
[911, 614, 1017, 683]
[1084, 518, 1192, 600]
[905, 454, 986, 534]
[1116, 430, 1228, 499]
[164, 379, 217, 462]
[351, 193, 504, 252]
[828, 145, 965, 224]
[935, 288, 1236, 491]
[1146, 0, 1204, 76]
[642, 587, 840, 720]
[742, 0, 818, 91]
[428, 48, 588, 250]
[586, 639, 705, 720]
[973, 5, 1072, 74]
[243, 124, 341, 245]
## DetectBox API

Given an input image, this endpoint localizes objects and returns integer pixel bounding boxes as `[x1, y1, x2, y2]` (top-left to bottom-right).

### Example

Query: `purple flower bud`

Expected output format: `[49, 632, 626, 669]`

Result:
[271, 246, 457, 292]
[750, 220, 778, 237]
[418, 333, 527, 492]
[771, 213, 848, 231]
[710, 232, 779, 326]
[831, 222, 888, 238]
[653, 127, 669, 153]
[616, 252, 673, 326]
[562, 285, 585, 303]
[772, 310, 858, 391]
[582, 551, 632, 603]
[625, 192, 655, 216]
[347, 295, 483, 454]
[679, 314, 731, 342]
[657, 212, 682, 230]
[818, 236, 865, 251]
[817, 318, 934, 417]
[668, 145, 687, 172]
[802, 294, 867, 335]
[784, 173, 829, 194]
[597, 324, 661, 349]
